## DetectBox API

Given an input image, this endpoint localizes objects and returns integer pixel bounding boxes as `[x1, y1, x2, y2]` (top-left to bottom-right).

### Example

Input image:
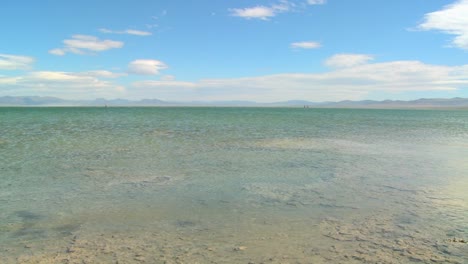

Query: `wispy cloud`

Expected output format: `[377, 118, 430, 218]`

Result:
[418, 0, 468, 50]
[79, 70, 127, 78]
[130, 57, 467, 102]
[0, 54, 34, 70]
[291, 41, 321, 49]
[49, 35, 124, 56]
[99, 28, 152, 36]
[230, 0, 325, 20]
[128, 60, 168, 75]
[48, 49, 66, 56]
[324, 53, 374, 68]
[307, 0, 326, 5]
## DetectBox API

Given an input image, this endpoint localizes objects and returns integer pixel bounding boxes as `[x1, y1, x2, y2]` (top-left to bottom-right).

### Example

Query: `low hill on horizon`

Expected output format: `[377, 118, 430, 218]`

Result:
[0, 96, 467, 109]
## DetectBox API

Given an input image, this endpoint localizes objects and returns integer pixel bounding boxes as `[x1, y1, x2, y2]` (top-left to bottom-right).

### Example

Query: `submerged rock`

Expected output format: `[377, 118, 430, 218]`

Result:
[234, 246, 247, 251]
[102, 174, 177, 189]
[448, 238, 467, 244]
[319, 215, 465, 264]
[15, 210, 43, 221]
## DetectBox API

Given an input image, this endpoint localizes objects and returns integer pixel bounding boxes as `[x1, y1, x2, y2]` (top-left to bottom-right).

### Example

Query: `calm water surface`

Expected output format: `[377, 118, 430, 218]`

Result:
[0, 107, 467, 263]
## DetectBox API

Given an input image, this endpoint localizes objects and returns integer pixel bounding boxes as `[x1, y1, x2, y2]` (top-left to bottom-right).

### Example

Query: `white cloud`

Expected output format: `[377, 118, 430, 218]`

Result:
[0, 75, 20, 84]
[128, 60, 168, 75]
[272, 0, 295, 12]
[125, 29, 152, 36]
[80, 70, 127, 78]
[307, 0, 326, 5]
[133, 80, 196, 88]
[64, 35, 123, 52]
[324, 54, 374, 68]
[0, 54, 34, 70]
[99, 28, 152, 36]
[50, 35, 124, 55]
[29, 71, 84, 81]
[230, 0, 326, 20]
[0, 71, 125, 99]
[230, 6, 276, 20]
[129, 58, 467, 102]
[48, 49, 66, 56]
[230, 0, 295, 20]
[418, 0, 468, 50]
[291, 41, 321, 49]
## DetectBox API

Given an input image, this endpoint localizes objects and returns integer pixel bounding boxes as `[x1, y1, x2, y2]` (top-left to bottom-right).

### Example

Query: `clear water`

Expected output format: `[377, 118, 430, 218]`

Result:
[0, 107, 467, 263]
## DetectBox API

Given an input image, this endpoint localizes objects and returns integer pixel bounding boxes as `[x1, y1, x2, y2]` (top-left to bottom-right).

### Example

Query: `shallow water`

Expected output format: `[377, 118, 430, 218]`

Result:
[0, 107, 467, 263]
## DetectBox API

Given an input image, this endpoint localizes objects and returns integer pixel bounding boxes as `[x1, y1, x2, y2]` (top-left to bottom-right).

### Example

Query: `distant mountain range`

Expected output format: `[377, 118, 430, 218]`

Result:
[1, 96, 468, 108]
[315, 98, 468, 108]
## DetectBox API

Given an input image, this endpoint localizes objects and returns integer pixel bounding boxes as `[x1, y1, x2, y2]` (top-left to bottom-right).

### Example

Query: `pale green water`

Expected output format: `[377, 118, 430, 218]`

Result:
[0, 107, 467, 263]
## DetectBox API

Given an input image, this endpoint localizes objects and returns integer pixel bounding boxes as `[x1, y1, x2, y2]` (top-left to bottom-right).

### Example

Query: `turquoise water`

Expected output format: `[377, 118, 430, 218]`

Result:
[0, 107, 467, 263]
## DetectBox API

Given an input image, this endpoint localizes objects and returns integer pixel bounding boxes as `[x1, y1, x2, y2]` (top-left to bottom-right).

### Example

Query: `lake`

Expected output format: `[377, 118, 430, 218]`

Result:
[1, 107, 467, 263]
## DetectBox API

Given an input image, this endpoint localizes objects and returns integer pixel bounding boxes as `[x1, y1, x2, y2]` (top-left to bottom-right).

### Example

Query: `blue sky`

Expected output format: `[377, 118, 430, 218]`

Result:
[1, 0, 468, 102]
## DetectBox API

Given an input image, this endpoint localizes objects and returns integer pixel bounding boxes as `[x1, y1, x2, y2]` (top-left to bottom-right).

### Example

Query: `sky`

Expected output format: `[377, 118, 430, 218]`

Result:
[1, 0, 468, 102]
